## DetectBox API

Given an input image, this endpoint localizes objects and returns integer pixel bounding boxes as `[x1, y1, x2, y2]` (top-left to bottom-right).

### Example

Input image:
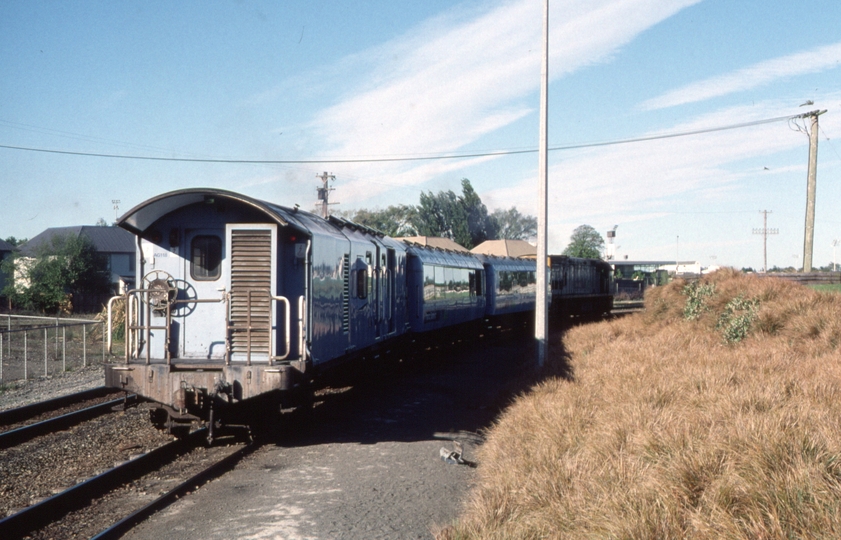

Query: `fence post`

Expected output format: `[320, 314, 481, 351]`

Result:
[83, 324, 87, 368]
[62, 326, 66, 373]
[24, 331, 28, 380]
[44, 328, 48, 377]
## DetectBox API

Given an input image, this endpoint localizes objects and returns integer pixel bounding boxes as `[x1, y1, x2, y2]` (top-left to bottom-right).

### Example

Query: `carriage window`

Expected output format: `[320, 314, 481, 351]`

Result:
[191, 235, 222, 280]
[472, 270, 483, 296]
[356, 269, 367, 299]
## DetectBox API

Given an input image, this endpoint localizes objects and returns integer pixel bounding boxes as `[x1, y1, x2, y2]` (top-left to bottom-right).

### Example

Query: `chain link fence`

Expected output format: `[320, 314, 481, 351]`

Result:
[0, 314, 109, 383]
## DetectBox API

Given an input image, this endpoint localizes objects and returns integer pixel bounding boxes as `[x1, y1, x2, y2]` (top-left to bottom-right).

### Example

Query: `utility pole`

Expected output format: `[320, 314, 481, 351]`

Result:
[112, 200, 120, 222]
[833, 239, 839, 272]
[676, 235, 679, 273]
[752, 210, 778, 272]
[798, 109, 826, 272]
[534, 0, 549, 368]
[316, 172, 337, 219]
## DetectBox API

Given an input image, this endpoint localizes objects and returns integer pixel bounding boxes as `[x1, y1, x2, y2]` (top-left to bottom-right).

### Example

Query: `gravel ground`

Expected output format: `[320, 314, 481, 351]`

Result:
[0, 364, 106, 411]
[0, 401, 174, 518]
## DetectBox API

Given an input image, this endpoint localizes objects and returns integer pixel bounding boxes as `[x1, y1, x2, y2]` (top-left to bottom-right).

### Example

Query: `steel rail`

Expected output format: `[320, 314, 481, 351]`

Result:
[0, 394, 137, 450]
[91, 440, 258, 539]
[0, 428, 208, 539]
[0, 386, 119, 426]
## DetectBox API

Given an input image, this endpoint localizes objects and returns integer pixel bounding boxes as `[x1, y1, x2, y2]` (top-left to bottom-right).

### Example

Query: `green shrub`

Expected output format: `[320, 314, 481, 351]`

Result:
[683, 281, 715, 320]
[717, 295, 759, 343]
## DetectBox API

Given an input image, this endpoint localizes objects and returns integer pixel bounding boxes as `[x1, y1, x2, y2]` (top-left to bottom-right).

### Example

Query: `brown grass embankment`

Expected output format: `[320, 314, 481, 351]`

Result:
[443, 268, 841, 539]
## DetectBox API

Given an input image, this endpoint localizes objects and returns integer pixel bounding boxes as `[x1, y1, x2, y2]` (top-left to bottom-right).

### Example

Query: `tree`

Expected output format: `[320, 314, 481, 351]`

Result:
[562, 225, 605, 259]
[339, 178, 537, 248]
[344, 205, 419, 237]
[459, 179, 498, 247]
[4, 236, 27, 247]
[1, 233, 111, 313]
[490, 207, 537, 240]
[413, 179, 496, 249]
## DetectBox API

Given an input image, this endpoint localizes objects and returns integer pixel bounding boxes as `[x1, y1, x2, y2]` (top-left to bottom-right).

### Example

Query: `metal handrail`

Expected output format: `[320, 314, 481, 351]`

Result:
[109, 286, 298, 365]
[298, 295, 306, 362]
[271, 295, 291, 361]
[108, 288, 230, 363]
[225, 289, 296, 365]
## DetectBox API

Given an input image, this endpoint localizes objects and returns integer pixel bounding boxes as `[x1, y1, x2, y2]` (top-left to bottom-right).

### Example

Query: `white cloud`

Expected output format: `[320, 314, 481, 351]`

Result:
[298, 0, 701, 205]
[639, 41, 841, 111]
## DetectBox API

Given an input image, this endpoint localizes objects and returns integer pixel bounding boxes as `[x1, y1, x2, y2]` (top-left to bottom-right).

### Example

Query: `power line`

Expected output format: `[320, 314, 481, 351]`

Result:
[0, 113, 798, 165]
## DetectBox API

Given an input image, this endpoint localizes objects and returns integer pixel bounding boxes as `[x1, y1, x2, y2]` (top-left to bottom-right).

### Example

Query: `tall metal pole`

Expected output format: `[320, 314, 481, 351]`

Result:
[763, 211, 768, 272]
[802, 110, 826, 272]
[535, 0, 549, 368]
[753, 210, 778, 272]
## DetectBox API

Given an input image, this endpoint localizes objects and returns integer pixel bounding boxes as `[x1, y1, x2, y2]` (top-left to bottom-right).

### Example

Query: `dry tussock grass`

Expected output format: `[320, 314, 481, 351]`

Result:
[445, 270, 841, 539]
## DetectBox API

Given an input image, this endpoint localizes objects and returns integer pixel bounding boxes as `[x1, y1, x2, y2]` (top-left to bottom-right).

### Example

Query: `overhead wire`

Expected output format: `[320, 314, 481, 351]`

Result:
[0, 113, 800, 165]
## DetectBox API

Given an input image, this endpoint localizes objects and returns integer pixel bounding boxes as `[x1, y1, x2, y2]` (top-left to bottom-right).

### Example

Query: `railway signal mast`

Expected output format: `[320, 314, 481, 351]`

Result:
[606, 225, 618, 260]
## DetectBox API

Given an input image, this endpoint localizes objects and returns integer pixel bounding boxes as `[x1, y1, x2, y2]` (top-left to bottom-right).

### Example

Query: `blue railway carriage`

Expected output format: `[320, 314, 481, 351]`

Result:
[405, 245, 486, 333]
[105, 188, 409, 432]
[477, 255, 537, 317]
[549, 255, 613, 317]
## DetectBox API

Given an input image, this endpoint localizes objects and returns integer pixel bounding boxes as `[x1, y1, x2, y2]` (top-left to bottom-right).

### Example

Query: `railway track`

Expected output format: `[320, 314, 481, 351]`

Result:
[0, 386, 121, 425]
[610, 301, 645, 316]
[0, 388, 137, 449]
[0, 419, 255, 539]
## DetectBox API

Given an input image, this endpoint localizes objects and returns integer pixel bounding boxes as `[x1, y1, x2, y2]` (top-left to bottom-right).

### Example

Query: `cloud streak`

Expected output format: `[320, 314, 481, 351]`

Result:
[298, 0, 701, 204]
[639, 41, 841, 111]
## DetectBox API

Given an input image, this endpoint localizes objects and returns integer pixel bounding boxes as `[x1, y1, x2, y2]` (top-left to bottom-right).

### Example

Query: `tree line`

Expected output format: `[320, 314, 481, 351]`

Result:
[338, 178, 538, 250]
[340, 178, 607, 257]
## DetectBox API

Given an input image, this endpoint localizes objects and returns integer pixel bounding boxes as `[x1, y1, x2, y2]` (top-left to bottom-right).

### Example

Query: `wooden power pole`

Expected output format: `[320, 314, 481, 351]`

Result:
[800, 109, 826, 272]
[316, 172, 336, 219]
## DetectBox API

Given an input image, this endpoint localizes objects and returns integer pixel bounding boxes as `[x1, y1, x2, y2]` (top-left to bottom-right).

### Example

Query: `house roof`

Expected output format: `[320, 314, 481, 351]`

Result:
[0, 238, 14, 252]
[20, 226, 135, 256]
[395, 236, 468, 252]
[471, 239, 536, 259]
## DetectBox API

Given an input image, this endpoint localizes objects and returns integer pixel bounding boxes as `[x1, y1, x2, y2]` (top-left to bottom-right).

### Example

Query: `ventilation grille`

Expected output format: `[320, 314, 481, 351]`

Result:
[229, 229, 272, 359]
[342, 253, 350, 334]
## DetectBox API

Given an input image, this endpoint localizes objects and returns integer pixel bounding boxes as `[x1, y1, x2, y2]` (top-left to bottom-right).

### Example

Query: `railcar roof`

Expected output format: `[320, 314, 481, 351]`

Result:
[117, 188, 339, 238]
[405, 244, 483, 269]
[117, 188, 411, 248]
[475, 254, 536, 271]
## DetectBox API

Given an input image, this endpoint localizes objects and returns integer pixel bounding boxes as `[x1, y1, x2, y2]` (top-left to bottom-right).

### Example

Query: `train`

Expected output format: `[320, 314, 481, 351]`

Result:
[104, 188, 612, 437]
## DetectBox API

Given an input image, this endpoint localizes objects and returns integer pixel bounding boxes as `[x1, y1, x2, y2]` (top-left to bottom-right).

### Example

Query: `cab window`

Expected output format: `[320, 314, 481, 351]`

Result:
[191, 235, 222, 280]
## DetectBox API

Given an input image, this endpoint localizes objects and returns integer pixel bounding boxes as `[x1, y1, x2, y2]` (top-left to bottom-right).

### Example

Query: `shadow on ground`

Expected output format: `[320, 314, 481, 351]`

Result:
[264, 318, 582, 449]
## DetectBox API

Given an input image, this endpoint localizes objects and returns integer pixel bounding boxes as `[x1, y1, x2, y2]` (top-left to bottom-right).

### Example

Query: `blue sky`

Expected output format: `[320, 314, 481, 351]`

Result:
[2, 0, 840, 270]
